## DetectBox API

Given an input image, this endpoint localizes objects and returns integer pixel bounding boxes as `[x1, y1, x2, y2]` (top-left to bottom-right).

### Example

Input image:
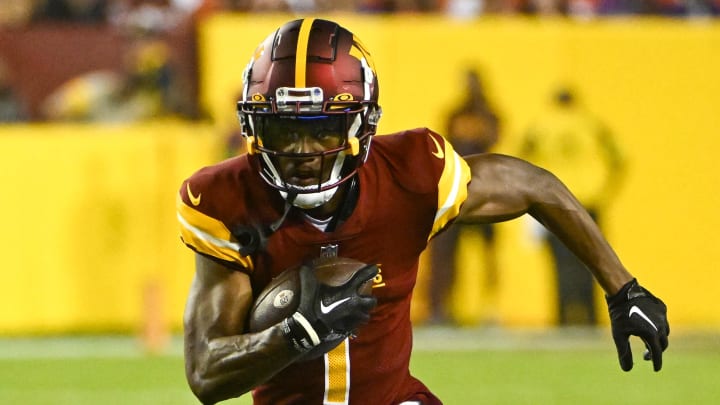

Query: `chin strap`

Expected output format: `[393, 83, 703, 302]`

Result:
[324, 177, 359, 233]
[269, 192, 296, 233]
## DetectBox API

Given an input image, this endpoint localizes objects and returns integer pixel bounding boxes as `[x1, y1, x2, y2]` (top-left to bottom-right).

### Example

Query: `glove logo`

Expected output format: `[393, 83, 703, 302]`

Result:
[629, 305, 658, 331]
[320, 297, 351, 314]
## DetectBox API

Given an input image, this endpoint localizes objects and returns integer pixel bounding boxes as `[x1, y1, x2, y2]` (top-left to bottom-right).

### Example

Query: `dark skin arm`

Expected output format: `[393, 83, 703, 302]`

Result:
[457, 153, 633, 295]
[183, 253, 303, 405]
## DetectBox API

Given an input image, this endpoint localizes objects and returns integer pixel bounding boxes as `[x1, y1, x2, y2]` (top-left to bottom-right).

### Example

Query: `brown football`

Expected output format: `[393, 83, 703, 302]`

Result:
[247, 256, 375, 359]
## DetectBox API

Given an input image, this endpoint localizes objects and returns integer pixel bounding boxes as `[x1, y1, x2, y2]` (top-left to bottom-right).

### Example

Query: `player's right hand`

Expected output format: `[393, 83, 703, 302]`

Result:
[282, 263, 377, 352]
[606, 278, 670, 372]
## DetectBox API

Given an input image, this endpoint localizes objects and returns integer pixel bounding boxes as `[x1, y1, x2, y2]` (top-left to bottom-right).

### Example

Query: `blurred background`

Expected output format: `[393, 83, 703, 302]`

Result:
[1, 0, 719, 353]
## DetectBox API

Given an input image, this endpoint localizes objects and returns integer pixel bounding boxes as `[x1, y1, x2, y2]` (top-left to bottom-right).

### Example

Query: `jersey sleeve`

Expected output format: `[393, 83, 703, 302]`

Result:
[426, 130, 471, 239]
[374, 128, 471, 240]
[177, 175, 254, 272]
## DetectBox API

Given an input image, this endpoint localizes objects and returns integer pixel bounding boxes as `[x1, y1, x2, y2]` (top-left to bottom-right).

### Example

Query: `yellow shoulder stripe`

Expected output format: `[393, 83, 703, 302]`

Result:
[431, 136, 471, 239]
[176, 196, 253, 271]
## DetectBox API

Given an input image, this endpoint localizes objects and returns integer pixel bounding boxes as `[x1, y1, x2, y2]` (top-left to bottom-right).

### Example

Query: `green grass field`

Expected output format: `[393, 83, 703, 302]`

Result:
[1, 327, 718, 404]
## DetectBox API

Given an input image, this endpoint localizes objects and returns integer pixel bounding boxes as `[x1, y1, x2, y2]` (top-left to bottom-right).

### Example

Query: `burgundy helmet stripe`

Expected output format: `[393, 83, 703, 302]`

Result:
[294, 18, 315, 88]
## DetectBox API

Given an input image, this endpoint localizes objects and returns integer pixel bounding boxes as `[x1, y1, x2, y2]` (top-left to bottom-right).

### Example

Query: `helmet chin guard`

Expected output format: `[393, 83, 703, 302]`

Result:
[281, 188, 337, 209]
[275, 145, 350, 209]
[236, 18, 381, 208]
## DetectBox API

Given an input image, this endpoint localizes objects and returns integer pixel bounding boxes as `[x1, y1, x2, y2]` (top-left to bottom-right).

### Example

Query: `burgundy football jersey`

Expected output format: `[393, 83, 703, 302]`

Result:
[177, 128, 471, 404]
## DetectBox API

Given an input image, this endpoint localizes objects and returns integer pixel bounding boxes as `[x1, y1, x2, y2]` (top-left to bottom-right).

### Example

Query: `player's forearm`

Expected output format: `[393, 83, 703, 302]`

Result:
[527, 177, 632, 295]
[460, 153, 633, 293]
[185, 326, 300, 404]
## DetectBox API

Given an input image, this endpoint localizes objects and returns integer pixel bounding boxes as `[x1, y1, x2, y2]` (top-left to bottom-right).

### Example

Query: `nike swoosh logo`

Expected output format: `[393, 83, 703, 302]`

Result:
[186, 183, 202, 206]
[629, 305, 658, 331]
[320, 297, 351, 314]
[429, 135, 444, 159]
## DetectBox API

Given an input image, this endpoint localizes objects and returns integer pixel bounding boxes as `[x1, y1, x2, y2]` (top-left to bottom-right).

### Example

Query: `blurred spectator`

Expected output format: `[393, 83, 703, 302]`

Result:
[174, 0, 720, 15]
[238, 0, 294, 11]
[31, 0, 109, 24]
[453, 0, 720, 17]
[41, 37, 186, 122]
[108, 1, 201, 118]
[203, 0, 357, 12]
[518, 85, 625, 326]
[108, 0, 189, 34]
[427, 68, 501, 325]
[0, 58, 28, 122]
[0, 0, 35, 27]
[596, 0, 720, 16]
[357, 0, 441, 12]
[192, 0, 253, 11]
[445, 0, 484, 17]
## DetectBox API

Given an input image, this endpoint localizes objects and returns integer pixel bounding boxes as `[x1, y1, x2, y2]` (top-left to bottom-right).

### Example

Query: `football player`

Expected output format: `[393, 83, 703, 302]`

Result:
[178, 18, 669, 405]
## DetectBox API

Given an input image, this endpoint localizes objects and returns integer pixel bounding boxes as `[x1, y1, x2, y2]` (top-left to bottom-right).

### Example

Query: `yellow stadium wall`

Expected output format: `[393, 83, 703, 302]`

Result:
[1, 16, 719, 335]
[0, 122, 221, 334]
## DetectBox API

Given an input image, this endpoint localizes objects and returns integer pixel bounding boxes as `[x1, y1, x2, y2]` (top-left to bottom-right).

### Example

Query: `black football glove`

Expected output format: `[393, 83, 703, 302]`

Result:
[282, 263, 378, 353]
[606, 278, 669, 372]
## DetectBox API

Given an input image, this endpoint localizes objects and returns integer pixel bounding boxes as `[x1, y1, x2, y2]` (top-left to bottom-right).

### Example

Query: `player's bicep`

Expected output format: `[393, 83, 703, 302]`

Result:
[184, 253, 254, 341]
[458, 153, 546, 223]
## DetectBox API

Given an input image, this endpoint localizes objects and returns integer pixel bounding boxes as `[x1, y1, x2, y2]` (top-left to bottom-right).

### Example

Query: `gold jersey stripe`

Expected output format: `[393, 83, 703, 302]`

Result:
[431, 136, 471, 239]
[295, 18, 315, 87]
[176, 196, 254, 271]
[324, 339, 350, 404]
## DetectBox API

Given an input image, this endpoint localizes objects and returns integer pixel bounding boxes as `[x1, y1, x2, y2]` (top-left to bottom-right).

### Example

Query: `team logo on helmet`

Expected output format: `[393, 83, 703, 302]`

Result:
[332, 93, 354, 102]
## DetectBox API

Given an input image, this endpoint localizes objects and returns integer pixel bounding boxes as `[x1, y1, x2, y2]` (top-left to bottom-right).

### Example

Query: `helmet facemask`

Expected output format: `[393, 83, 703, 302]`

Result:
[236, 18, 382, 209]
[238, 86, 380, 209]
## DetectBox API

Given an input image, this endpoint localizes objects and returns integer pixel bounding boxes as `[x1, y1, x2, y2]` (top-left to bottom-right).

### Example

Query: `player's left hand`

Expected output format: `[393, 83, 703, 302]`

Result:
[606, 278, 670, 372]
